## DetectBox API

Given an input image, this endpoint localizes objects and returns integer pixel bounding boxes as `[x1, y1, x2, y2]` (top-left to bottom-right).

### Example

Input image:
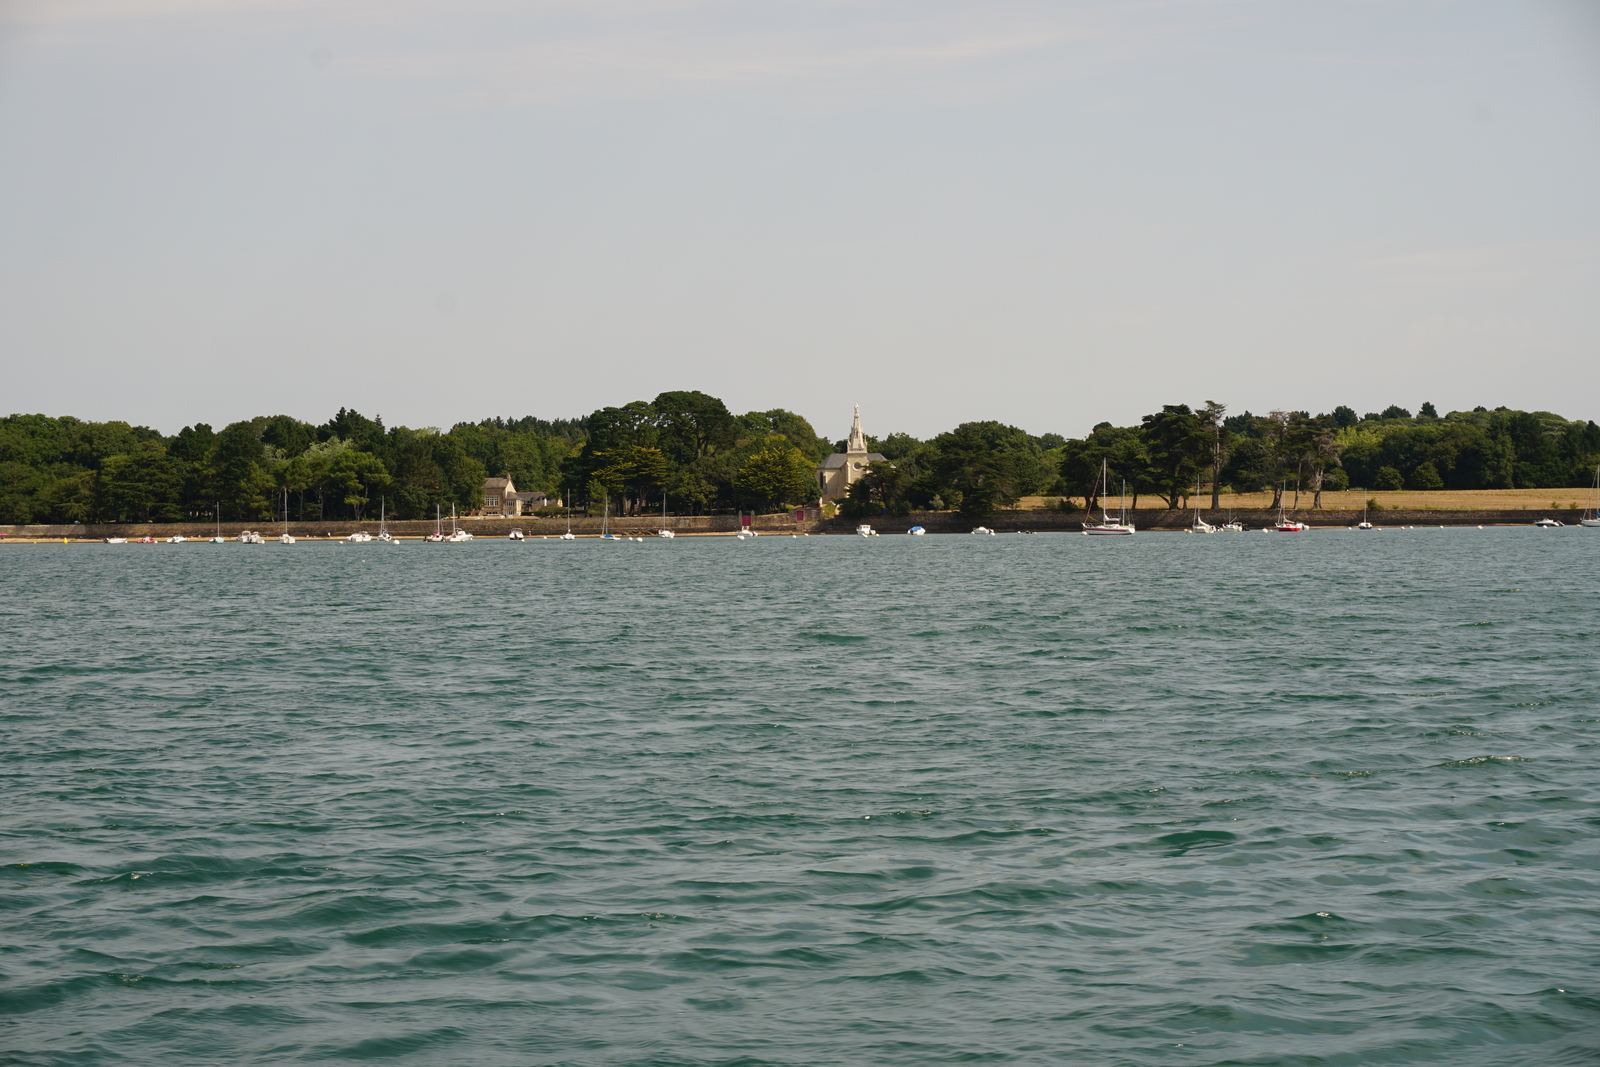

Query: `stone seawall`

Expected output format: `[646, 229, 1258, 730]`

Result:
[818, 508, 1593, 534]
[2, 508, 1590, 540]
[0, 513, 815, 540]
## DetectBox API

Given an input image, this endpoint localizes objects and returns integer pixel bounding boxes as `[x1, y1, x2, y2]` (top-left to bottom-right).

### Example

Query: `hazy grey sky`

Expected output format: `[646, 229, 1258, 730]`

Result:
[2, 0, 1597, 440]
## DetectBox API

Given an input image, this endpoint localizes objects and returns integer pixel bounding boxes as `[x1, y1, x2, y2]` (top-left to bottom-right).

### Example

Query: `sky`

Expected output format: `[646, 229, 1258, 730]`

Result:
[2, 0, 1597, 441]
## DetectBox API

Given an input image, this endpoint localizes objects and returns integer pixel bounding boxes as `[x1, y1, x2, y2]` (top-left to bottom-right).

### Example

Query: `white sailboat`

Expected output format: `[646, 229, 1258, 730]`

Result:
[1356, 491, 1375, 531]
[1581, 465, 1600, 528]
[657, 496, 675, 538]
[377, 497, 394, 542]
[1273, 485, 1307, 532]
[445, 503, 473, 541]
[209, 502, 225, 543]
[1083, 460, 1134, 535]
[560, 504, 575, 541]
[425, 504, 445, 542]
[278, 489, 296, 544]
[1190, 479, 1216, 533]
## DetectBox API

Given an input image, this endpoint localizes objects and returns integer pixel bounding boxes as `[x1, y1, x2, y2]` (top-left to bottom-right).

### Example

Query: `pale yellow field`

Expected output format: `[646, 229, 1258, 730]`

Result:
[1018, 488, 1596, 512]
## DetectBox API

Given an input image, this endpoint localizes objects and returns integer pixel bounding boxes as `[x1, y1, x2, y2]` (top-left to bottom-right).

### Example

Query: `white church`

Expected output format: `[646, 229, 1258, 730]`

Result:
[816, 405, 886, 501]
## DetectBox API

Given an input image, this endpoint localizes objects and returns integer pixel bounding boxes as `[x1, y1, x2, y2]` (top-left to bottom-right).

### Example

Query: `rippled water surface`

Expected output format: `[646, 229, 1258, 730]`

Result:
[4, 529, 1600, 1066]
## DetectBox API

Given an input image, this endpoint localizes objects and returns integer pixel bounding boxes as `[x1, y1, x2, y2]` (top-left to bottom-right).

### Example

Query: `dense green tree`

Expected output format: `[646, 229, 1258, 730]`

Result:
[327, 449, 392, 520]
[261, 415, 314, 456]
[654, 391, 736, 464]
[1410, 460, 1444, 490]
[213, 421, 274, 521]
[1141, 404, 1210, 508]
[1373, 466, 1404, 491]
[841, 459, 914, 519]
[0, 461, 40, 523]
[930, 421, 1050, 516]
[96, 441, 181, 522]
[734, 445, 817, 510]
[736, 409, 825, 462]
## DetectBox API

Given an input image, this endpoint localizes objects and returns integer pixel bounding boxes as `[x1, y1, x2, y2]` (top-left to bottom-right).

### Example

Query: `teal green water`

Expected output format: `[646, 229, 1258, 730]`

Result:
[4, 530, 1599, 1066]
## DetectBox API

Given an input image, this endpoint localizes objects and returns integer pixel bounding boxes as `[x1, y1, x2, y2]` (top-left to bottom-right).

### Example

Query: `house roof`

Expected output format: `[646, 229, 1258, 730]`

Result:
[484, 476, 513, 489]
[818, 452, 886, 470]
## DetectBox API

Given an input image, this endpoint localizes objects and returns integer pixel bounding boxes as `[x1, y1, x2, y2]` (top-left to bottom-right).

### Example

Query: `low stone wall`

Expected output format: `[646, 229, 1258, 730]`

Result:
[0, 512, 815, 540]
[816, 508, 1593, 534]
[2, 508, 1589, 540]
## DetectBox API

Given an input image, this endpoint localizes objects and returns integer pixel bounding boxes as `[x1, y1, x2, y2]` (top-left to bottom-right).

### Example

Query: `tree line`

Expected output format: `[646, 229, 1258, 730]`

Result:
[1, 396, 1596, 524]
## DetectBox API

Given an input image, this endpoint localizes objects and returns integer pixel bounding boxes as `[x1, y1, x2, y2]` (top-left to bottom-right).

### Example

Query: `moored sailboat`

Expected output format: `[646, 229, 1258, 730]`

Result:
[1083, 460, 1134, 535]
[1190, 480, 1216, 533]
[445, 503, 473, 541]
[1355, 491, 1375, 531]
[1582, 465, 1600, 528]
[278, 489, 296, 543]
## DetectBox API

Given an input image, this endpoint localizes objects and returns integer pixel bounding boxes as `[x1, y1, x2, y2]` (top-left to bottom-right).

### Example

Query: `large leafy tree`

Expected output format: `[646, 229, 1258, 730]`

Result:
[654, 391, 735, 464]
[212, 421, 274, 521]
[97, 441, 181, 523]
[737, 409, 827, 462]
[930, 421, 1049, 517]
[734, 446, 817, 510]
[590, 445, 671, 514]
[328, 450, 392, 520]
[1140, 404, 1210, 508]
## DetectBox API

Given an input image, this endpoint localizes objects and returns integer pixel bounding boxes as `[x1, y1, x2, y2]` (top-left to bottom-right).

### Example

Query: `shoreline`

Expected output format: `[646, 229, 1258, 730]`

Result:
[3, 507, 1592, 543]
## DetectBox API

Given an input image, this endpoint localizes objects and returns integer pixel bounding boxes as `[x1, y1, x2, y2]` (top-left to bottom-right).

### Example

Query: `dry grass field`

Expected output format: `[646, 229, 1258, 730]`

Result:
[1018, 488, 1597, 512]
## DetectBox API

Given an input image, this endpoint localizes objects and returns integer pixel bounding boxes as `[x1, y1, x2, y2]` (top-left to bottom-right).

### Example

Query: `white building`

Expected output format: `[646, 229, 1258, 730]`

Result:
[816, 405, 886, 501]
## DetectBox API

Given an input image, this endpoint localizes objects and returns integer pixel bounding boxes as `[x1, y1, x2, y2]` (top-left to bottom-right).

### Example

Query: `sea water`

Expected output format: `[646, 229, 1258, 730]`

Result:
[3, 528, 1598, 1066]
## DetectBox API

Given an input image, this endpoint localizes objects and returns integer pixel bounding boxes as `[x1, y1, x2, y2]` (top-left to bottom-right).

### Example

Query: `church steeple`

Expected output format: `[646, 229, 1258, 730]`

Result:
[847, 403, 867, 454]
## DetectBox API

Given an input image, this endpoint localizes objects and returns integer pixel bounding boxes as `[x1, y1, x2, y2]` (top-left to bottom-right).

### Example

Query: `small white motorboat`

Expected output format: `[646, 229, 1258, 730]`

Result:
[971, 526, 995, 536]
[104, 536, 127, 544]
[238, 530, 263, 544]
[346, 531, 372, 542]
[508, 529, 524, 541]
[1534, 517, 1564, 528]
[908, 526, 925, 536]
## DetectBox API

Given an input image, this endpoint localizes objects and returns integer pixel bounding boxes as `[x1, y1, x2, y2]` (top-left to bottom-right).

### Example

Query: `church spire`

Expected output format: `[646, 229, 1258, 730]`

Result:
[847, 404, 866, 453]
